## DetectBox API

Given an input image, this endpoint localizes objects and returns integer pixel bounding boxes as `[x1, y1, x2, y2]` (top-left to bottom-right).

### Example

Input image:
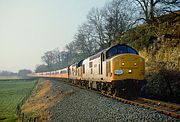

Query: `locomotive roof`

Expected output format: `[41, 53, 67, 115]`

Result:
[106, 43, 128, 50]
[88, 43, 131, 60]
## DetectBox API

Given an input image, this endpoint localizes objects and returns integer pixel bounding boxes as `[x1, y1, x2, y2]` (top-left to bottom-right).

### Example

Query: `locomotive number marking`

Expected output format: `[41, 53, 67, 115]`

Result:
[114, 70, 123, 75]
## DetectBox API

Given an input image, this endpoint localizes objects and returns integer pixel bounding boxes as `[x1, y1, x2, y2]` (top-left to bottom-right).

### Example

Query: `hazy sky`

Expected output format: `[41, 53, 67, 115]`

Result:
[0, 0, 110, 72]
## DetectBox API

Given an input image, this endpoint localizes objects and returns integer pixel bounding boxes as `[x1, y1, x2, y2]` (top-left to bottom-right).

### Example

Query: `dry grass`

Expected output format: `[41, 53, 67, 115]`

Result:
[21, 79, 62, 121]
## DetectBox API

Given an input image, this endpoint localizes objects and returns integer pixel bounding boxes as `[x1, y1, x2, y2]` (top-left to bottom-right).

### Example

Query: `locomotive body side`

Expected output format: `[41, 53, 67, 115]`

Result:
[69, 64, 77, 80]
[56, 67, 69, 79]
[81, 56, 102, 81]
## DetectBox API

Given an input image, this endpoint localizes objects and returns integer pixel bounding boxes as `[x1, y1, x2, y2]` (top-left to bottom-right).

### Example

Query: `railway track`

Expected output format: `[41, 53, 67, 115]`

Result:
[55, 79, 180, 119]
[102, 93, 180, 118]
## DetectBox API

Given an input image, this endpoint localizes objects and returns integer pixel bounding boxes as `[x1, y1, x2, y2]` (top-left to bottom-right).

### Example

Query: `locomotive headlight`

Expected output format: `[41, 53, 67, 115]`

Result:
[128, 69, 132, 73]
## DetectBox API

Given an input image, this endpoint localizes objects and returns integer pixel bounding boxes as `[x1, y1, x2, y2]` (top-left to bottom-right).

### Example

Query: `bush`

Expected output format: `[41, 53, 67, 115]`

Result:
[145, 68, 180, 99]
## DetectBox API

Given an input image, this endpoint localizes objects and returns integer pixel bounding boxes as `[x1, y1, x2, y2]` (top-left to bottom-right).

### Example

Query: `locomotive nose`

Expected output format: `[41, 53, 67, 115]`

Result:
[111, 54, 145, 81]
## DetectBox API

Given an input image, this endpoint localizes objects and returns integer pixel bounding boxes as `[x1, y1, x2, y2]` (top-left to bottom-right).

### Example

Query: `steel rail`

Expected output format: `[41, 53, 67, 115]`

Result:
[101, 93, 180, 118]
[138, 98, 180, 111]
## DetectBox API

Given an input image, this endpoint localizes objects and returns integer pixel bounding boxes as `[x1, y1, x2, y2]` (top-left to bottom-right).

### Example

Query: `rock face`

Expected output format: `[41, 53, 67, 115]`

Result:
[140, 37, 180, 100]
[139, 13, 180, 99]
[139, 12, 180, 72]
[115, 11, 180, 100]
[140, 37, 180, 72]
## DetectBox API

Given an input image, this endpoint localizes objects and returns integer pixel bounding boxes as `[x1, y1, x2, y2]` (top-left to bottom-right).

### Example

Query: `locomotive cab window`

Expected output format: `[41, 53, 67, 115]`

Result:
[106, 44, 138, 59]
[127, 47, 138, 54]
[117, 45, 126, 54]
[89, 62, 93, 68]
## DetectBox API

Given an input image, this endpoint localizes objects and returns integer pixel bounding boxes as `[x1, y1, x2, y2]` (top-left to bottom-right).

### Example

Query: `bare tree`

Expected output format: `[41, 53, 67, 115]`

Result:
[18, 69, 32, 78]
[35, 64, 49, 72]
[86, 0, 136, 48]
[41, 51, 56, 69]
[52, 48, 61, 63]
[87, 7, 107, 49]
[133, 0, 179, 23]
[102, 0, 135, 42]
[65, 42, 77, 64]
[75, 23, 99, 55]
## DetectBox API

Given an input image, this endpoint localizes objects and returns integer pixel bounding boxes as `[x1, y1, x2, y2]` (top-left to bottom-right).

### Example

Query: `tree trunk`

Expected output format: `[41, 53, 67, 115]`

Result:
[150, 0, 155, 21]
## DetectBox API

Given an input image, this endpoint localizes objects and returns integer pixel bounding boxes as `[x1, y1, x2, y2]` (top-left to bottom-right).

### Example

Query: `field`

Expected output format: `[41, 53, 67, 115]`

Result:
[0, 76, 20, 80]
[0, 80, 36, 122]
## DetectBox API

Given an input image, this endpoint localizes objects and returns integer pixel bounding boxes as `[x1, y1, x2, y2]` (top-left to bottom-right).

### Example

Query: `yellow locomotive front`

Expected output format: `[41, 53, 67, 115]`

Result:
[111, 54, 145, 81]
[105, 44, 146, 97]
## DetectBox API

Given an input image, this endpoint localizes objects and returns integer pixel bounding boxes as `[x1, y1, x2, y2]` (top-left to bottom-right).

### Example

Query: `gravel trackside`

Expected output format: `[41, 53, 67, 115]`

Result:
[48, 80, 180, 122]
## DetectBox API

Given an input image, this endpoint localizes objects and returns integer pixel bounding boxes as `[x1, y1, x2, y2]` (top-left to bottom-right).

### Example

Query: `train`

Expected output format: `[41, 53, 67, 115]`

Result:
[32, 43, 146, 98]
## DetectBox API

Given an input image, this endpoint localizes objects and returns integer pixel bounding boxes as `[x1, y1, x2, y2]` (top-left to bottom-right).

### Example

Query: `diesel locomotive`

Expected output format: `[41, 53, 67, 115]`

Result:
[32, 44, 146, 97]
